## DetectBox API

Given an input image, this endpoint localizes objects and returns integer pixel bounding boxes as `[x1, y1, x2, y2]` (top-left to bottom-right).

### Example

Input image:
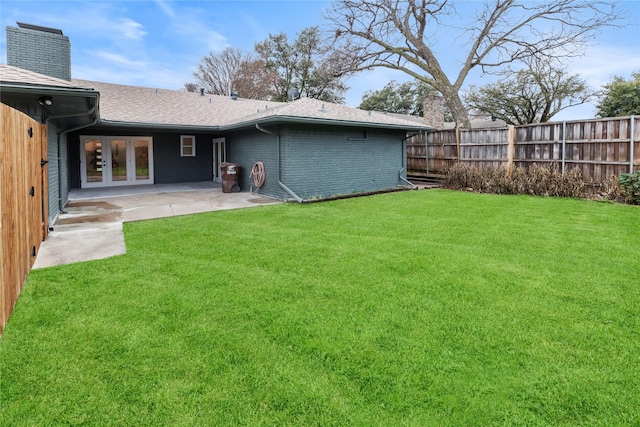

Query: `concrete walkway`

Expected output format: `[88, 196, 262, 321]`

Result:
[33, 182, 280, 269]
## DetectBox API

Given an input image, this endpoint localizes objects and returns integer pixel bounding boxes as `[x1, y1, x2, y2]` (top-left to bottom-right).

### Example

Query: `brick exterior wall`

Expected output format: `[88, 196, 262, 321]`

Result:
[227, 124, 407, 201]
[6, 25, 71, 81]
[280, 125, 406, 200]
[226, 128, 287, 200]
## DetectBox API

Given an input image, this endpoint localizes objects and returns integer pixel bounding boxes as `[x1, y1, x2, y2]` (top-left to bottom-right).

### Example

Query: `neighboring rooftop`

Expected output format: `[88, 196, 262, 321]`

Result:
[387, 110, 508, 130]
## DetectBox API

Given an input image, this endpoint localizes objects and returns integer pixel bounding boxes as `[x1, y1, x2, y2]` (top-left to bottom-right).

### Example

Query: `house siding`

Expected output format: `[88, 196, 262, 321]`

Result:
[66, 123, 409, 202]
[154, 133, 213, 184]
[279, 125, 407, 200]
[44, 124, 67, 224]
[68, 128, 216, 188]
[225, 127, 287, 200]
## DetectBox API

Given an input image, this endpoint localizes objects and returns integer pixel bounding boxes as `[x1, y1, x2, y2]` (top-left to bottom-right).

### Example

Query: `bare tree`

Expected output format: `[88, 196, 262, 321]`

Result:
[465, 59, 595, 124]
[186, 48, 275, 99]
[326, 0, 621, 128]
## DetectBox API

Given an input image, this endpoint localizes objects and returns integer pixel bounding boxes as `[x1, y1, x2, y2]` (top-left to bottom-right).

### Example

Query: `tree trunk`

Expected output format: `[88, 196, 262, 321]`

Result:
[442, 88, 470, 129]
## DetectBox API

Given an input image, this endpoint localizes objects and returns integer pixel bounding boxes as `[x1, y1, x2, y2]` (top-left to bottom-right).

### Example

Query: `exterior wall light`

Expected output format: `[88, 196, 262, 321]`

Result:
[38, 96, 53, 106]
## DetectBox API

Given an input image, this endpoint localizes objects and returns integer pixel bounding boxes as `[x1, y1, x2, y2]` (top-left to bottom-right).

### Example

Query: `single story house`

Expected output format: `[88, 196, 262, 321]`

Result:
[1, 22, 432, 226]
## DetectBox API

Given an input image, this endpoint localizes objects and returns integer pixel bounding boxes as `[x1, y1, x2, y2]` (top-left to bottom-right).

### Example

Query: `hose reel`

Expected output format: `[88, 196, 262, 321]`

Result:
[250, 161, 265, 193]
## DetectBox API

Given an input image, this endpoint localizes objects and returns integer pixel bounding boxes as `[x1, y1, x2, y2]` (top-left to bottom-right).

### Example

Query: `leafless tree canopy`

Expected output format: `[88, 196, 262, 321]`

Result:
[186, 28, 349, 102]
[326, 0, 621, 127]
[187, 48, 275, 99]
[465, 58, 595, 125]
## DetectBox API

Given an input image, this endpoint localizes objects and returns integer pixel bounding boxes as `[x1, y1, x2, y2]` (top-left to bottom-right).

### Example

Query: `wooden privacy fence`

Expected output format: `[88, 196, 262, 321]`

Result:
[407, 116, 640, 183]
[1, 104, 48, 336]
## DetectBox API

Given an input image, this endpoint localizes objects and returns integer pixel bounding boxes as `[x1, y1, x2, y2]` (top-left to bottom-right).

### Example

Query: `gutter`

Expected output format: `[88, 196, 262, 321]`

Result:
[230, 115, 434, 133]
[254, 124, 303, 203]
[0, 84, 99, 98]
[96, 119, 221, 133]
[96, 116, 433, 133]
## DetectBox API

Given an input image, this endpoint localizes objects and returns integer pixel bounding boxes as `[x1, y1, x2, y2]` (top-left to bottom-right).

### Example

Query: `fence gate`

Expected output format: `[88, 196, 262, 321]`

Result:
[1, 103, 48, 336]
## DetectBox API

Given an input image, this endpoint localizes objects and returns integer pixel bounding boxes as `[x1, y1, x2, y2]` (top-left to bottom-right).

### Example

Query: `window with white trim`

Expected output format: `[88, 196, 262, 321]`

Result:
[180, 135, 196, 157]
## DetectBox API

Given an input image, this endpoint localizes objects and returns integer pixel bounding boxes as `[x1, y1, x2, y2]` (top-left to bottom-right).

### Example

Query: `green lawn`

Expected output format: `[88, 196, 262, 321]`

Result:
[1, 190, 639, 425]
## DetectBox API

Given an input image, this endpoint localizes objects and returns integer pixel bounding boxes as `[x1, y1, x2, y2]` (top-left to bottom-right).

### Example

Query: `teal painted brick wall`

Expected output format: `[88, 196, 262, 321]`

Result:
[226, 128, 288, 200]
[227, 124, 407, 201]
[6, 26, 71, 81]
[280, 125, 406, 200]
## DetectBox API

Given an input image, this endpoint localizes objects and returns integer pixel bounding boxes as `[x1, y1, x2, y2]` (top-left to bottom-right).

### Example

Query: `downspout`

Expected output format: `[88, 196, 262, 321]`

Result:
[398, 168, 416, 188]
[255, 123, 303, 202]
[400, 132, 421, 189]
[45, 106, 98, 215]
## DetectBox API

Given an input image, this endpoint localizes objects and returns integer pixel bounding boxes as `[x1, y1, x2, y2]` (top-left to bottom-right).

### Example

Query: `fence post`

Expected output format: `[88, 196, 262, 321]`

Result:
[630, 116, 635, 174]
[507, 125, 515, 174]
[425, 131, 429, 175]
[456, 127, 461, 162]
[561, 121, 566, 174]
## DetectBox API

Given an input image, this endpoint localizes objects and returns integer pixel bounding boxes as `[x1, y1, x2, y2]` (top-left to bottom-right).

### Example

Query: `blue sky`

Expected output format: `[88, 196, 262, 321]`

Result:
[1, 0, 639, 120]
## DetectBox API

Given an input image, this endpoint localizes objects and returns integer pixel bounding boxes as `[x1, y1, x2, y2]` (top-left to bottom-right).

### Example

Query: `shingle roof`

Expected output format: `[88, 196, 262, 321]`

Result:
[72, 79, 432, 131]
[73, 79, 279, 128]
[0, 64, 90, 89]
[232, 97, 431, 130]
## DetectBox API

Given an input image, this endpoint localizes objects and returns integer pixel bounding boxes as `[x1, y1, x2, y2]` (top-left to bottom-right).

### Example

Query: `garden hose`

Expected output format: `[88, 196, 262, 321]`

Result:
[250, 161, 265, 193]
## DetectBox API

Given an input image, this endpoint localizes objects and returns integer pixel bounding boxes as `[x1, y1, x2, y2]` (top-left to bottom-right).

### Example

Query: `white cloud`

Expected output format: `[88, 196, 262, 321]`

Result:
[566, 44, 640, 89]
[166, 7, 229, 53]
[91, 51, 147, 68]
[155, 0, 175, 18]
[118, 18, 147, 41]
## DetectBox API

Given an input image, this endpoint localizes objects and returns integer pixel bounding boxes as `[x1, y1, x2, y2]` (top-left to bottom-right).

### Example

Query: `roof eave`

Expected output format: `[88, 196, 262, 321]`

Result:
[220, 115, 435, 132]
[95, 119, 222, 133]
[0, 82, 98, 97]
[76, 114, 435, 133]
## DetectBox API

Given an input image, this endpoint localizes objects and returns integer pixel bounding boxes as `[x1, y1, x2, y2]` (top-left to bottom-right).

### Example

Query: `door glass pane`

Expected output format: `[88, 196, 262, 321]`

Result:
[111, 139, 127, 181]
[134, 139, 149, 181]
[214, 142, 220, 180]
[85, 140, 103, 183]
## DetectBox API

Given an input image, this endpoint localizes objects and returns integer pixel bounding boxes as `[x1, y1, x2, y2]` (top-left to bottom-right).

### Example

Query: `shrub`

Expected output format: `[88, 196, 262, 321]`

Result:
[618, 171, 640, 204]
[600, 175, 625, 202]
[444, 163, 585, 198]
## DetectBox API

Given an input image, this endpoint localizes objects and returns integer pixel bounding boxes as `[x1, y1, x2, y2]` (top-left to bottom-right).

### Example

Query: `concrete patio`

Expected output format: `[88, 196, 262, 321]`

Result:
[33, 182, 281, 269]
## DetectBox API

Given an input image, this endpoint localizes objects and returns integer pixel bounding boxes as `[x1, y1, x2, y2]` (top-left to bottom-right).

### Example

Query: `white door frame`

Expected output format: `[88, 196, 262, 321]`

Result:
[213, 137, 226, 183]
[80, 136, 154, 188]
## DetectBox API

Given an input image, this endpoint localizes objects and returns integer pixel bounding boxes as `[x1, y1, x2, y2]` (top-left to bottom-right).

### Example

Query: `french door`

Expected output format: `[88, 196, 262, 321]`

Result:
[212, 138, 226, 183]
[81, 136, 153, 187]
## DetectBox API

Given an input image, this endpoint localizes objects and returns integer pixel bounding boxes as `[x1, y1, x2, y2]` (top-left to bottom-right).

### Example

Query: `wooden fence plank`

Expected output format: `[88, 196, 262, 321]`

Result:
[0, 104, 47, 335]
[407, 116, 640, 184]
